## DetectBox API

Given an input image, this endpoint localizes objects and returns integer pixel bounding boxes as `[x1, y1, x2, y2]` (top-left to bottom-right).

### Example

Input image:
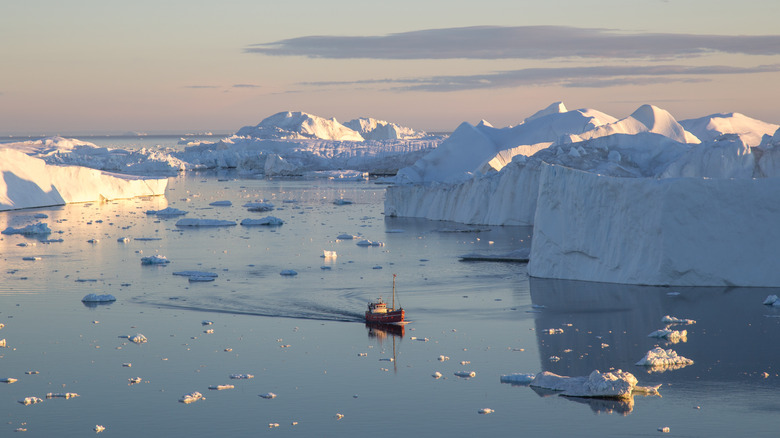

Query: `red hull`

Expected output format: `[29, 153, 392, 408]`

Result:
[365, 309, 405, 324]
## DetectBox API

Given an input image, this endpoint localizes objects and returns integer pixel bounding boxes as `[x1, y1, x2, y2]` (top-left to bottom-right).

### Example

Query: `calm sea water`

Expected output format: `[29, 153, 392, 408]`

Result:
[2, 159, 780, 436]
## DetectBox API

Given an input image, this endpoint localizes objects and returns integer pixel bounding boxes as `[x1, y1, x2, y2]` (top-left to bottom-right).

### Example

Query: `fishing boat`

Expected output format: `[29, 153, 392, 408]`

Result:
[365, 274, 405, 324]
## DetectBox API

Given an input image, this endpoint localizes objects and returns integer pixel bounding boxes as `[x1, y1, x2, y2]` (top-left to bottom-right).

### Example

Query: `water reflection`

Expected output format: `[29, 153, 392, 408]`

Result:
[365, 322, 405, 341]
[527, 277, 780, 385]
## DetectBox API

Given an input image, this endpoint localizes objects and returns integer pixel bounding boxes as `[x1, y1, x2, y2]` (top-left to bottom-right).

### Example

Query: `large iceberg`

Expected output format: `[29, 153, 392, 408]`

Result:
[0, 148, 168, 211]
[385, 103, 780, 286]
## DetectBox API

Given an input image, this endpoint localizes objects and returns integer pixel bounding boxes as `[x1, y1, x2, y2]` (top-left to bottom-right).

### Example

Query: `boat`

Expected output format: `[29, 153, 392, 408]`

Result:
[365, 274, 405, 324]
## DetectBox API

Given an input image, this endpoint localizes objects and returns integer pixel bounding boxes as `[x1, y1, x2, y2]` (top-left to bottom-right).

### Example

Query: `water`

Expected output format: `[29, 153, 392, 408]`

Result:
[2, 170, 780, 436]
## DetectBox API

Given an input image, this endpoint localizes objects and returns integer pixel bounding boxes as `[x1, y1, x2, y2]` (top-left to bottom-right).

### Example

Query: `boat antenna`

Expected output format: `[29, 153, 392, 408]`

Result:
[392, 274, 401, 309]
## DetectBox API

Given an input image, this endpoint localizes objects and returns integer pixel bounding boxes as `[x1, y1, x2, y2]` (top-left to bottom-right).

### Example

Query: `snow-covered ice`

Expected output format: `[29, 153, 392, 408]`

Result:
[141, 255, 170, 265]
[128, 334, 148, 344]
[179, 391, 204, 404]
[635, 347, 694, 370]
[2, 223, 52, 235]
[530, 370, 640, 399]
[146, 207, 188, 217]
[661, 315, 696, 325]
[240, 216, 284, 226]
[499, 373, 536, 385]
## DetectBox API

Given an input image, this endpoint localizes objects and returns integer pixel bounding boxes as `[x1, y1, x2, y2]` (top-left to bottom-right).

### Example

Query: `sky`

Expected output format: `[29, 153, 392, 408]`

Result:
[2, 0, 780, 135]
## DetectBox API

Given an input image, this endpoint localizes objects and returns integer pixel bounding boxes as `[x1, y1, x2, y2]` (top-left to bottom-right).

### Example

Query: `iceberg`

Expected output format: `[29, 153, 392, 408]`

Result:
[635, 347, 694, 371]
[240, 216, 284, 226]
[81, 293, 117, 303]
[529, 370, 638, 399]
[2, 223, 52, 235]
[141, 255, 170, 265]
[0, 148, 167, 211]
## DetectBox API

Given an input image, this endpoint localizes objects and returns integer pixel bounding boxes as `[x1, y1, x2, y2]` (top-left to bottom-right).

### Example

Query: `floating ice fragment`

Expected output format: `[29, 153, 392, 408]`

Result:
[94, 425, 106, 433]
[358, 353, 367, 357]
[173, 271, 218, 279]
[356, 240, 384, 247]
[190, 276, 215, 282]
[478, 408, 494, 414]
[175, 218, 236, 227]
[648, 329, 687, 343]
[549, 356, 561, 362]
[460, 361, 470, 365]
[46, 392, 79, 399]
[122, 363, 132, 367]
[82, 293, 116, 303]
[1, 378, 18, 383]
[204, 329, 214, 334]
[433, 372, 442, 379]
[244, 202, 274, 212]
[230, 373, 254, 379]
[209, 200, 232, 206]
[25, 371, 39, 374]
[128, 377, 142, 384]
[34, 213, 48, 218]
[146, 207, 187, 216]
[546, 328, 564, 334]
[129, 334, 148, 344]
[333, 199, 353, 205]
[658, 427, 670, 433]
[322, 250, 337, 258]
[763, 295, 780, 306]
[22, 256, 42, 261]
[209, 385, 234, 390]
[87, 239, 99, 243]
[280, 270, 298, 276]
[438, 355, 450, 361]
[335, 413, 345, 420]
[141, 255, 170, 265]
[240, 216, 284, 226]
[2, 223, 52, 235]
[531, 369, 639, 399]
[179, 391, 204, 404]
[373, 266, 383, 269]
[633, 384, 662, 395]
[454, 371, 476, 378]
[499, 373, 535, 385]
[336, 233, 356, 240]
[0, 339, 7, 348]
[268, 423, 279, 428]
[259, 392, 277, 399]
[117, 237, 129, 243]
[635, 347, 694, 371]
[661, 315, 696, 325]
[18, 397, 43, 405]
[202, 320, 214, 325]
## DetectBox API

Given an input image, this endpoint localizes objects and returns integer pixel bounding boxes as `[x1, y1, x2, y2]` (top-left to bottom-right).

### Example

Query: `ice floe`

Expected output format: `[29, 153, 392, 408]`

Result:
[81, 293, 117, 303]
[280, 270, 298, 276]
[46, 392, 79, 399]
[230, 373, 254, 379]
[146, 207, 188, 216]
[141, 255, 170, 265]
[244, 201, 274, 211]
[661, 315, 696, 325]
[209, 385, 234, 390]
[1, 378, 18, 383]
[2, 223, 52, 235]
[173, 271, 218, 279]
[18, 397, 44, 405]
[94, 425, 106, 433]
[175, 218, 236, 227]
[128, 334, 148, 344]
[209, 200, 232, 206]
[499, 373, 536, 385]
[648, 329, 687, 343]
[530, 370, 644, 399]
[454, 371, 476, 378]
[240, 216, 284, 226]
[259, 392, 277, 399]
[478, 408, 494, 414]
[179, 391, 204, 404]
[635, 347, 694, 371]
[763, 295, 780, 306]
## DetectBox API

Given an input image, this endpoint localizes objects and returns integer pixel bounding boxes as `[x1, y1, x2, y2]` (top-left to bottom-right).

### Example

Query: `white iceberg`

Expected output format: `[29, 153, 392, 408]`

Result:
[18, 397, 44, 405]
[128, 334, 148, 344]
[2, 223, 52, 235]
[661, 315, 696, 325]
[648, 329, 687, 343]
[499, 373, 536, 385]
[146, 207, 188, 216]
[179, 391, 204, 404]
[635, 347, 694, 370]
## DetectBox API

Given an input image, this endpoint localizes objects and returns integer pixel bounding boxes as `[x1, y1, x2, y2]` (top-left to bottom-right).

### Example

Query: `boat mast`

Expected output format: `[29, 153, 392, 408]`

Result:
[392, 274, 396, 309]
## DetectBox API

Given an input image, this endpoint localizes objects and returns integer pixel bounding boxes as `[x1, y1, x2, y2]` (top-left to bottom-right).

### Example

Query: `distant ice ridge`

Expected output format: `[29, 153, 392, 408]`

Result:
[2, 112, 440, 177]
[0, 148, 168, 211]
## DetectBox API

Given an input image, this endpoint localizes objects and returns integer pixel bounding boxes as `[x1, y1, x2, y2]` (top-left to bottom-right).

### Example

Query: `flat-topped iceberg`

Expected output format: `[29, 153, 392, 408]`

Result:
[82, 293, 117, 303]
[2, 223, 52, 235]
[240, 216, 284, 226]
[0, 148, 167, 211]
[530, 370, 644, 399]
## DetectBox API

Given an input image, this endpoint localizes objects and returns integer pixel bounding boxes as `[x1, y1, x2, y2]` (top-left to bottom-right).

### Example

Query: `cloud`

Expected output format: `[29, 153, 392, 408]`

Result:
[301, 64, 780, 92]
[246, 26, 780, 60]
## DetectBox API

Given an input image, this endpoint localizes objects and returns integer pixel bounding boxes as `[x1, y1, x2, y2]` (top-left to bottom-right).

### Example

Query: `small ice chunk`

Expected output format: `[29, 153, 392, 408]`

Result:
[190, 276, 215, 282]
[146, 207, 188, 216]
[437, 355, 450, 361]
[335, 413, 345, 420]
[432, 372, 442, 379]
[259, 392, 277, 399]
[122, 363, 132, 367]
[87, 239, 99, 243]
[230, 373, 254, 379]
[763, 295, 779, 305]
[202, 320, 214, 325]
[244, 202, 274, 212]
[333, 199, 353, 205]
[647, 329, 687, 343]
[209, 384, 234, 390]
[94, 425, 106, 433]
[545, 328, 564, 334]
[22, 256, 42, 261]
[268, 423, 280, 428]
[499, 373, 535, 385]
[478, 408, 494, 414]
[2, 223, 52, 235]
[323, 250, 337, 258]
[0, 339, 7, 348]
[661, 315, 696, 325]
[530, 369, 638, 399]
[336, 233, 356, 240]
[141, 255, 170, 265]
[658, 427, 670, 433]
[175, 218, 236, 227]
[209, 200, 232, 207]
[18, 397, 43, 405]
[117, 237, 129, 243]
[454, 371, 476, 378]
[82, 294, 116, 303]
[280, 270, 298, 276]
[174, 271, 218, 278]
[635, 347, 694, 369]
[549, 356, 561, 362]
[179, 391, 204, 404]
[46, 392, 79, 399]
[1, 378, 18, 383]
[240, 216, 284, 226]
[129, 334, 148, 344]
[128, 377, 142, 384]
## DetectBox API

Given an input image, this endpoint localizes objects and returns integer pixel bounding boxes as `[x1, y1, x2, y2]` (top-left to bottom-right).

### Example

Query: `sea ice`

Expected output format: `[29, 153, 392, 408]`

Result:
[209, 200, 232, 206]
[81, 293, 117, 303]
[478, 408, 494, 414]
[230, 373, 254, 379]
[648, 329, 687, 343]
[94, 425, 106, 433]
[531, 369, 639, 399]
[244, 202, 274, 212]
[499, 373, 536, 385]
[333, 199, 353, 205]
[173, 271, 218, 278]
[337, 233, 356, 240]
[179, 391, 204, 404]
[763, 295, 780, 306]
[635, 347, 694, 370]
[18, 397, 44, 405]
[146, 207, 188, 216]
[259, 392, 277, 399]
[141, 255, 170, 265]
[209, 385, 234, 390]
[280, 270, 298, 276]
[454, 371, 476, 378]
[129, 334, 148, 344]
[432, 372, 442, 379]
[661, 315, 696, 325]
[1, 378, 18, 383]
[240, 216, 284, 226]
[175, 218, 236, 227]
[46, 392, 79, 399]
[2, 223, 52, 235]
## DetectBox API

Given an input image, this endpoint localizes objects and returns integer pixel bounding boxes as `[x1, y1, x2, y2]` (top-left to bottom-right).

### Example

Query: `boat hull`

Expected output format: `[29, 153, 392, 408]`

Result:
[365, 309, 405, 324]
